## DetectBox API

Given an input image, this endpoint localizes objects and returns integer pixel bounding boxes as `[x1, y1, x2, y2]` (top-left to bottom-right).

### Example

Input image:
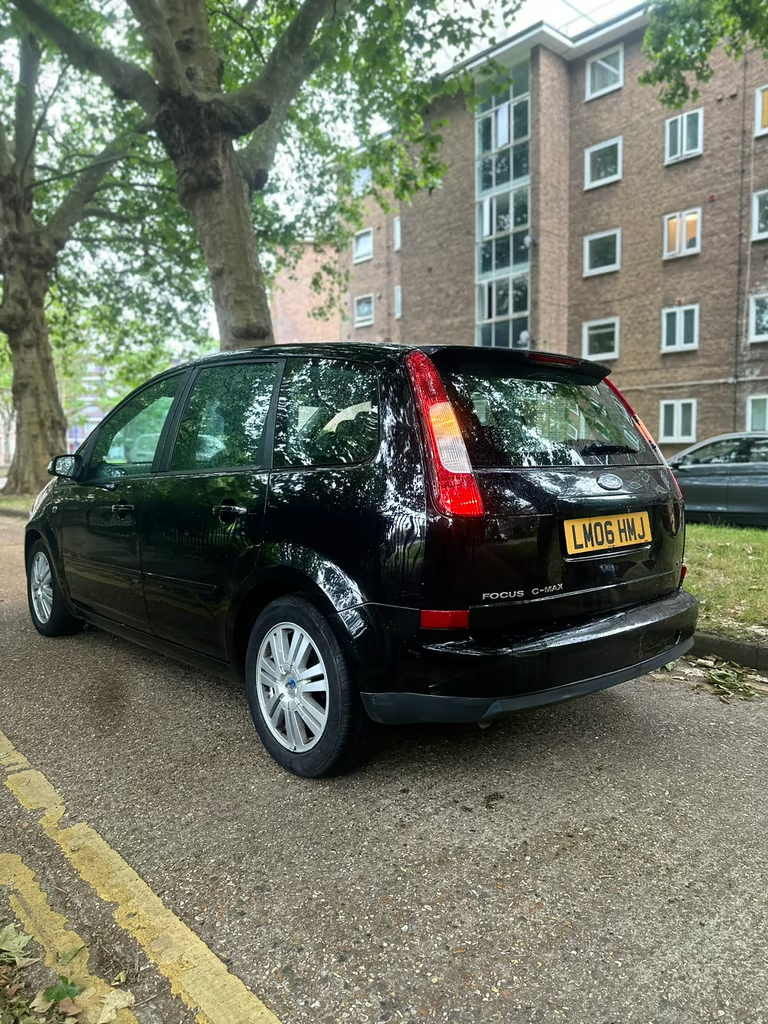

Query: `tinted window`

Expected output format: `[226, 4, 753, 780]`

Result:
[88, 375, 180, 479]
[684, 439, 746, 465]
[434, 356, 656, 468]
[273, 358, 379, 468]
[747, 437, 768, 464]
[171, 362, 278, 471]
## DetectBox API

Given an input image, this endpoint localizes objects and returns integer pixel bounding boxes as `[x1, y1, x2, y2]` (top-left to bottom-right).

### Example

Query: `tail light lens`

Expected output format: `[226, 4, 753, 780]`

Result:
[420, 609, 470, 629]
[406, 351, 483, 517]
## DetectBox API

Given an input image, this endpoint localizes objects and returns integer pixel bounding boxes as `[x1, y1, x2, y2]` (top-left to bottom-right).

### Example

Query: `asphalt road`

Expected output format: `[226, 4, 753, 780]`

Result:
[1, 515, 767, 1024]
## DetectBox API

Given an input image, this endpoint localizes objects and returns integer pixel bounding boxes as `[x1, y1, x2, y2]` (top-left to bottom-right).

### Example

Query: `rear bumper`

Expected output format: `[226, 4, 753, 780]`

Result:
[359, 588, 698, 725]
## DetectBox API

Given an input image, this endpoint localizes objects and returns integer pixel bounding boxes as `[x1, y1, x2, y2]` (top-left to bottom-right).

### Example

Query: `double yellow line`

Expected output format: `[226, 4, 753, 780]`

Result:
[1, 729, 282, 1024]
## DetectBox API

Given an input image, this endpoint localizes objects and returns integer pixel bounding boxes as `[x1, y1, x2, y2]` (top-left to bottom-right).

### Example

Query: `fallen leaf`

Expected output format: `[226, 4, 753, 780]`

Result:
[5, 983, 22, 997]
[110, 970, 127, 987]
[59, 996, 83, 1015]
[30, 991, 54, 1012]
[44, 976, 80, 1003]
[59, 944, 85, 967]
[0, 923, 33, 961]
[95, 989, 135, 1023]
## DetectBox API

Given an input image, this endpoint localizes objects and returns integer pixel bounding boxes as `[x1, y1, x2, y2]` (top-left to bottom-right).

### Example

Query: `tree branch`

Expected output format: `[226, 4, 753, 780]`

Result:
[24, 61, 69, 184]
[45, 141, 130, 248]
[125, 0, 191, 93]
[0, 120, 12, 177]
[81, 207, 141, 224]
[14, 34, 41, 186]
[9, 0, 161, 115]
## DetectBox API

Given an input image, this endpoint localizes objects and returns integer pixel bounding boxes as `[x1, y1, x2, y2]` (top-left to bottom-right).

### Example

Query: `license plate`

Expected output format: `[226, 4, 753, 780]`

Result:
[564, 511, 652, 555]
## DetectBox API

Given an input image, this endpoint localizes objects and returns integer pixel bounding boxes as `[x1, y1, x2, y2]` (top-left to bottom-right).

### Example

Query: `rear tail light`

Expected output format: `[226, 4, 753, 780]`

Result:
[406, 351, 483, 517]
[420, 609, 470, 629]
[681, 565, 687, 582]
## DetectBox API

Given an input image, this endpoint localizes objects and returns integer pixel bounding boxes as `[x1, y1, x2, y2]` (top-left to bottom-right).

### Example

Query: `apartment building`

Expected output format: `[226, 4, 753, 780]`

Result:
[336, 4, 768, 453]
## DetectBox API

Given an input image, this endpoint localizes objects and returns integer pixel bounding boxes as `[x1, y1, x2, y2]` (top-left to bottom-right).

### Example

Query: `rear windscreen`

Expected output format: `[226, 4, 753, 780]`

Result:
[434, 357, 659, 469]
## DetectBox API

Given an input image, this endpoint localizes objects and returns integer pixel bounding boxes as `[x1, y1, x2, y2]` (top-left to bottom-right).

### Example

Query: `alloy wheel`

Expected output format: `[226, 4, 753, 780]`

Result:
[30, 551, 53, 624]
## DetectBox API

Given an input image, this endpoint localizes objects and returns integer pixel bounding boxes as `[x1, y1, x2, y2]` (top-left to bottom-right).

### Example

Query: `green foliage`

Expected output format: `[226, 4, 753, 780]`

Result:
[642, 0, 768, 105]
[42, 976, 79, 1003]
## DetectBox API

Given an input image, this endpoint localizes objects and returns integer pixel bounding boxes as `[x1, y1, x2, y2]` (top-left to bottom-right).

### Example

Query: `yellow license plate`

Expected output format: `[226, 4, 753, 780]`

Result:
[564, 511, 652, 555]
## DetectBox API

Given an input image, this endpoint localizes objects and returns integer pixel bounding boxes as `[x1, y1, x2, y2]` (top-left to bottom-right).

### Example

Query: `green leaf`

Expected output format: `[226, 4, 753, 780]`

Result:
[43, 976, 81, 1003]
[58, 943, 85, 967]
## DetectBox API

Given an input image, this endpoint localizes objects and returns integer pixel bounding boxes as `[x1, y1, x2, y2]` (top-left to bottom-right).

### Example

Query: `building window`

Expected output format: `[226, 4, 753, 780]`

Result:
[394, 285, 402, 320]
[664, 209, 701, 258]
[352, 166, 372, 196]
[755, 86, 768, 137]
[752, 190, 768, 240]
[476, 61, 530, 196]
[660, 400, 697, 443]
[662, 304, 700, 352]
[749, 294, 768, 341]
[584, 137, 622, 189]
[586, 45, 623, 101]
[353, 229, 373, 264]
[478, 186, 530, 276]
[393, 216, 401, 251]
[477, 273, 529, 349]
[582, 318, 620, 360]
[583, 229, 621, 276]
[354, 294, 374, 327]
[748, 395, 768, 431]
[665, 109, 703, 163]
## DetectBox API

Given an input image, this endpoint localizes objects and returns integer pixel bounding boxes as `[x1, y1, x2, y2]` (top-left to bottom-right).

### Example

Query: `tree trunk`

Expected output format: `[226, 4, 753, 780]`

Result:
[3, 285, 67, 496]
[177, 133, 274, 351]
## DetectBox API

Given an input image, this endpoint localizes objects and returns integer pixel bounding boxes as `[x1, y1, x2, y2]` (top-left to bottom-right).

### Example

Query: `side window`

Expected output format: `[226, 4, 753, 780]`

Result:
[747, 438, 768, 464]
[273, 358, 379, 468]
[88, 375, 181, 479]
[170, 362, 278, 472]
[685, 439, 745, 465]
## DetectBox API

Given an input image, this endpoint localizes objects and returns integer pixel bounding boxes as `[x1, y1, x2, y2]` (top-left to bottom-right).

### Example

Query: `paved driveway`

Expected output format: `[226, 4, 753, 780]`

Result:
[1, 516, 766, 1024]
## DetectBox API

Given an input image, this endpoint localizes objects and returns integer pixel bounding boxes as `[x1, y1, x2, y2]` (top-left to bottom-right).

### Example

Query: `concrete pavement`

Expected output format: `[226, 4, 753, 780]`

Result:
[1, 516, 767, 1023]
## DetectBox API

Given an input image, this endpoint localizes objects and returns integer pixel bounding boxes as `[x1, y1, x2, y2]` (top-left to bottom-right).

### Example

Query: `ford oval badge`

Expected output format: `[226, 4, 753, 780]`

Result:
[597, 473, 624, 491]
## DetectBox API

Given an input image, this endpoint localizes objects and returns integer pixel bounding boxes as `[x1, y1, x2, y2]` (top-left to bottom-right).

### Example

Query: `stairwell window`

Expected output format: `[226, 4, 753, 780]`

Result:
[582, 318, 620, 360]
[393, 216, 401, 251]
[353, 229, 373, 264]
[664, 209, 701, 258]
[586, 45, 623, 101]
[659, 399, 697, 443]
[584, 137, 623, 189]
[662, 305, 699, 352]
[583, 229, 621, 276]
[756, 86, 768, 136]
[749, 294, 768, 341]
[748, 395, 768, 431]
[665, 109, 703, 163]
[394, 285, 402, 320]
[752, 191, 768, 240]
[354, 294, 374, 327]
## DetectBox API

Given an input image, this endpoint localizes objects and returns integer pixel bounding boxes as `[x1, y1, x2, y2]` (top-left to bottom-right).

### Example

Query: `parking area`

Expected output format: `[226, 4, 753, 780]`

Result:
[1, 515, 767, 1023]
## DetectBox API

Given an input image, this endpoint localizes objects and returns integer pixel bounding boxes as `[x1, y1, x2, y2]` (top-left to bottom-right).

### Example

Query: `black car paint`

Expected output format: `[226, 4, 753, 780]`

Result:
[27, 344, 697, 723]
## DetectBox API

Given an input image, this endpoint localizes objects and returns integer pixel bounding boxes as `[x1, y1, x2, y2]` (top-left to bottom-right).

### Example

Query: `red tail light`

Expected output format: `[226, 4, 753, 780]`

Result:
[681, 565, 687, 582]
[406, 351, 483, 517]
[420, 609, 470, 629]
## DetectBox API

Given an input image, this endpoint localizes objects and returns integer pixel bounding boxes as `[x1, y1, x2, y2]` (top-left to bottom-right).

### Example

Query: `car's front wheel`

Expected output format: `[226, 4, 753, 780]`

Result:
[245, 595, 366, 778]
[26, 539, 84, 637]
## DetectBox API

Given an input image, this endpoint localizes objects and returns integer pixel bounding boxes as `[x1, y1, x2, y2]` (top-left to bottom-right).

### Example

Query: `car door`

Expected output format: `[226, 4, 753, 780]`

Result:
[673, 437, 747, 516]
[140, 359, 280, 658]
[58, 373, 184, 631]
[726, 437, 768, 524]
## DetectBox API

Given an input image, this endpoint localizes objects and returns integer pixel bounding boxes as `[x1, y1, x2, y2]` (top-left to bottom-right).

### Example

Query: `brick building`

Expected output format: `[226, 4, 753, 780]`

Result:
[336, 4, 768, 453]
[269, 242, 341, 346]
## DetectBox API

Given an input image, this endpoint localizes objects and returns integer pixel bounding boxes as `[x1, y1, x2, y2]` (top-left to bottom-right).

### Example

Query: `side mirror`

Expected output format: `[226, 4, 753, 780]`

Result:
[47, 453, 83, 480]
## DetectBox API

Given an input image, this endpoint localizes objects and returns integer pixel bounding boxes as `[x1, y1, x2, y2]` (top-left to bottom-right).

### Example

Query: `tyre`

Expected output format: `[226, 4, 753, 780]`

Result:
[26, 539, 84, 637]
[245, 595, 367, 778]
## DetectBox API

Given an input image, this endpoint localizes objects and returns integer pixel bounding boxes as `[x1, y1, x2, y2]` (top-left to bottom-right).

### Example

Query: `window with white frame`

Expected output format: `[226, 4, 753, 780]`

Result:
[584, 137, 623, 189]
[353, 229, 373, 264]
[393, 215, 401, 251]
[662, 304, 699, 352]
[583, 229, 621, 276]
[664, 209, 701, 258]
[752, 190, 768, 240]
[586, 45, 623, 101]
[478, 186, 530, 277]
[749, 294, 768, 341]
[748, 395, 768, 431]
[354, 294, 374, 327]
[659, 399, 697, 443]
[352, 166, 372, 196]
[394, 285, 402, 320]
[665, 109, 703, 164]
[582, 318, 620, 360]
[756, 86, 768, 137]
[477, 273, 529, 348]
[475, 61, 530, 196]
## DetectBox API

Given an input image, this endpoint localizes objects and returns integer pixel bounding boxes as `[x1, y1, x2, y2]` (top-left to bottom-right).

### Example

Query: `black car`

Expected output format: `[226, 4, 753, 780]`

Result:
[667, 432, 768, 527]
[26, 345, 697, 777]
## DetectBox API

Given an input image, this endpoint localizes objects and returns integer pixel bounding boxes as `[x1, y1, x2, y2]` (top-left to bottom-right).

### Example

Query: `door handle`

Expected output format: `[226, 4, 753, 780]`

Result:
[212, 503, 248, 521]
[111, 503, 135, 517]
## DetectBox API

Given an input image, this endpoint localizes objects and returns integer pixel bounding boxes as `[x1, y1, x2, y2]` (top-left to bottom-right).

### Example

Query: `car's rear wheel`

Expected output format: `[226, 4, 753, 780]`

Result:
[245, 595, 366, 777]
[26, 540, 84, 637]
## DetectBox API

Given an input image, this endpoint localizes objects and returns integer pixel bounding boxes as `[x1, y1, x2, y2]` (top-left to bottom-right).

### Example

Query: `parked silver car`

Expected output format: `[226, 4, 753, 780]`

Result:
[668, 432, 768, 526]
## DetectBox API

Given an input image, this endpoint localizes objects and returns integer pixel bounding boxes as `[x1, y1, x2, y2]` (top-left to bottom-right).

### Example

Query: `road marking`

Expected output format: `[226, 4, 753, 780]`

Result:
[0, 729, 282, 1024]
[0, 853, 139, 1023]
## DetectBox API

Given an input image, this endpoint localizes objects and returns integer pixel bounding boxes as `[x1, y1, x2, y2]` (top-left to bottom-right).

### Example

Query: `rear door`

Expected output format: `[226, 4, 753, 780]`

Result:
[427, 351, 682, 634]
[141, 359, 280, 658]
[673, 437, 747, 517]
[726, 436, 768, 524]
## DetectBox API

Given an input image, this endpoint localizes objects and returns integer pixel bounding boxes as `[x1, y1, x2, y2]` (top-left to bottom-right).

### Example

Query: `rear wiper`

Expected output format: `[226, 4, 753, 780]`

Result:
[579, 442, 639, 456]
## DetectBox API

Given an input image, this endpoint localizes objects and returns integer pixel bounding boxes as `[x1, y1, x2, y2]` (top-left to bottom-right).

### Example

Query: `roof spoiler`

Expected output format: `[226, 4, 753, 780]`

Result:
[421, 347, 611, 382]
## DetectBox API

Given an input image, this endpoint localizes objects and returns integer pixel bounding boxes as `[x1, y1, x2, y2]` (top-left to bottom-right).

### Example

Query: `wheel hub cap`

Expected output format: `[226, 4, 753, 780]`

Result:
[30, 552, 53, 624]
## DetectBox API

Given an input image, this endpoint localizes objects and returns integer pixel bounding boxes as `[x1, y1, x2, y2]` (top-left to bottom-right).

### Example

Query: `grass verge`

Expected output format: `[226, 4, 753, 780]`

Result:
[0, 495, 34, 515]
[684, 523, 768, 641]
